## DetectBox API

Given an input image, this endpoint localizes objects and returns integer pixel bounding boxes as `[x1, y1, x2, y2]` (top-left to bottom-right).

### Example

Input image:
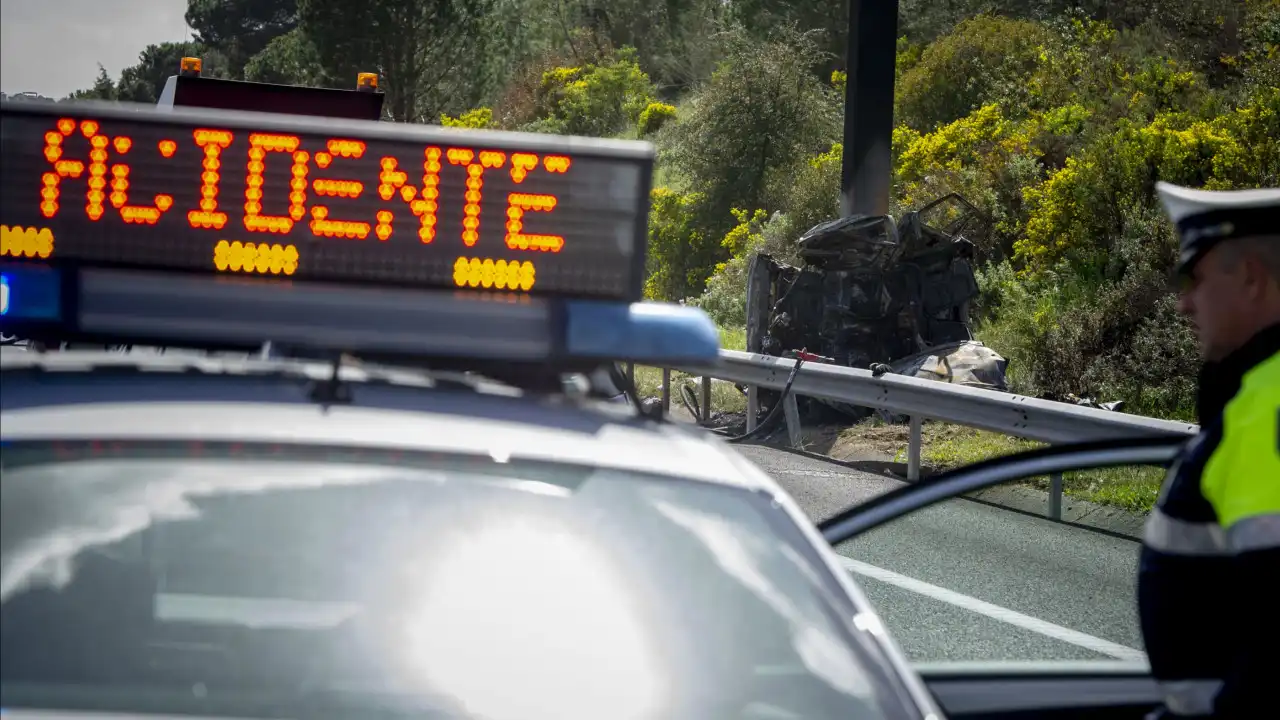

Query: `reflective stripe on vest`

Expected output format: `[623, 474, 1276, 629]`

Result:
[1143, 507, 1229, 556]
[1226, 511, 1280, 552]
[1159, 678, 1223, 716]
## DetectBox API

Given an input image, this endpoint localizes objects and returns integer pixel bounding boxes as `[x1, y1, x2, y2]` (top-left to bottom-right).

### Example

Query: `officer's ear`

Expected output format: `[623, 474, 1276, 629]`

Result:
[1232, 236, 1280, 300]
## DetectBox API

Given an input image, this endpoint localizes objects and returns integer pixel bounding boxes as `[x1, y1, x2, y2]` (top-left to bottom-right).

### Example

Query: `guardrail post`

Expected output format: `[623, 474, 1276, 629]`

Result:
[746, 385, 760, 433]
[908, 415, 922, 481]
[783, 393, 802, 448]
[1048, 473, 1063, 520]
[700, 375, 712, 424]
[660, 368, 671, 416]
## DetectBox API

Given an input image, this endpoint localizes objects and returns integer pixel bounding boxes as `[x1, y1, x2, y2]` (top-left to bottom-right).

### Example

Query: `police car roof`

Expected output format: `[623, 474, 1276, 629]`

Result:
[0, 348, 777, 493]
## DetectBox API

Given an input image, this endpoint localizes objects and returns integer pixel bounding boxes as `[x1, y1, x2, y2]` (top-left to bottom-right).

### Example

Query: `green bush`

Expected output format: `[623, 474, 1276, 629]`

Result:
[644, 188, 720, 302]
[765, 142, 842, 246]
[1016, 88, 1280, 276]
[895, 14, 1054, 131]
[527, 47, 656, 137]
[439, 107, 495, 129]
[975, 199, 1197, 420]
[888, 105, 1044, 262]
[637, 101, 677, 136]
[687, 208, 771, 327]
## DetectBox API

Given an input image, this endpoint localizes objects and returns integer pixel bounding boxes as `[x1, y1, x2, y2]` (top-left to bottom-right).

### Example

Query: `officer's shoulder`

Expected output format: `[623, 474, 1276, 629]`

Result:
[1225, 347, 1280, 424]
[1242, 348, 1280, 388]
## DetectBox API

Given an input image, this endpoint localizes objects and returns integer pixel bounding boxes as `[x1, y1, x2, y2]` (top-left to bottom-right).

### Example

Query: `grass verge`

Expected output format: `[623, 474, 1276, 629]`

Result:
[631, 326, 748, 417]
[895, 423, 1165, 513]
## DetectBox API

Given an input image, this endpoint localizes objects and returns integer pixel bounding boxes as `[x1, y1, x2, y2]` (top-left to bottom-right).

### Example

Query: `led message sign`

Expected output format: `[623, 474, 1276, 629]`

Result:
[0, 101, 653, 300]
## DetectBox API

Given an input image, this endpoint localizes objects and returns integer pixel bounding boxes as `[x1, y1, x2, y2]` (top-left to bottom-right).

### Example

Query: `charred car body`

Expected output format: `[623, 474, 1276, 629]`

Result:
[746, 194, 1010, 420]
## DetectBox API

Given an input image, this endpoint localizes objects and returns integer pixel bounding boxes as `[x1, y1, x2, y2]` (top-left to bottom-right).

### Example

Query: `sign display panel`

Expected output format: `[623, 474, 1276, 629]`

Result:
[161, 75, 386, 121]
[0, 101, 652, 301]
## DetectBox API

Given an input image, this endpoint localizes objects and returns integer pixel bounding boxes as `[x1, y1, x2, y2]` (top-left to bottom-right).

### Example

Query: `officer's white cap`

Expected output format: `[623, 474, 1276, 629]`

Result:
[1155, 181, 1279, 274]
[1156, 182, 1280, 224]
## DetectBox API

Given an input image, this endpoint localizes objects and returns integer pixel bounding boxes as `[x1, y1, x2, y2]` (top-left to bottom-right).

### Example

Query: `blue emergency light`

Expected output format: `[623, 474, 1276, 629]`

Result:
[0, 98, 721, 368]
[0, 265, 61, 322]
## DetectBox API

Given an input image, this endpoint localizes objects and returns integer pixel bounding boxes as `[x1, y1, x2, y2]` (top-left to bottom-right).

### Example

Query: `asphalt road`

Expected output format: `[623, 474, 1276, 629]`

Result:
[735, 443, 1149, 665]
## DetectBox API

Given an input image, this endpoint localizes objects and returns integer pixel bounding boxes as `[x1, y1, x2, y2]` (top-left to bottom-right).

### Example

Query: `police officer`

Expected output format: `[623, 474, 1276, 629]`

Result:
[1138, 181, 1280, 718]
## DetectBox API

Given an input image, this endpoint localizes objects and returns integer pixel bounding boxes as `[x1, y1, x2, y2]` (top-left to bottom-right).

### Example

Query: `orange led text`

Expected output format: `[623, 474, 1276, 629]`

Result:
[310, 139, 369, 239]
[245, 133, 303, 234]
[190, 129, 232, 229]
[27, 119, 578, 287]
[40, 118, 172, 224]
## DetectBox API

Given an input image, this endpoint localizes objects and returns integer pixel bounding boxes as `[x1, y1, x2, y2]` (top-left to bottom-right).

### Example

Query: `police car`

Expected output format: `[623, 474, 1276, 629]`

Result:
[2, 65, 1178, 720]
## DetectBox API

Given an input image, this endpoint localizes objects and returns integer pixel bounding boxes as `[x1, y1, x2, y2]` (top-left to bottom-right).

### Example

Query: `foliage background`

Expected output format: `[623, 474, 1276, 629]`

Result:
[21, 0, 1280, 423]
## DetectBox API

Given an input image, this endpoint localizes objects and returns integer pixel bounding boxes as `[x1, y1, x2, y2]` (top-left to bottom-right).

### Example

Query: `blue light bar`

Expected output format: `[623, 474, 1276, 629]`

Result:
[0, 264, 62, 322]
[1, 266, 720, 366]
[565, 300, 719, 364]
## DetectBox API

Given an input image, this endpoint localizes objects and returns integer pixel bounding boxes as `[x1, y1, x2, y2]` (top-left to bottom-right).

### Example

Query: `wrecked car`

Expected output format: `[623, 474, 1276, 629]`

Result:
[746, 193, 1010, 421]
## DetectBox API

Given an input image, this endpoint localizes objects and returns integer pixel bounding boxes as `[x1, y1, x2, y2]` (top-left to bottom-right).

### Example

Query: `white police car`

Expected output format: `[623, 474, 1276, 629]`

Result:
[1, 342, 951, 720]
[0, 92, 943, 720]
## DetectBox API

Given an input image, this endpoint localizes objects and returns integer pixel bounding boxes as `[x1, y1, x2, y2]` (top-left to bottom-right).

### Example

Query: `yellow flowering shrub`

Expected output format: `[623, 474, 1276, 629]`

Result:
[439, 107, 494, 129]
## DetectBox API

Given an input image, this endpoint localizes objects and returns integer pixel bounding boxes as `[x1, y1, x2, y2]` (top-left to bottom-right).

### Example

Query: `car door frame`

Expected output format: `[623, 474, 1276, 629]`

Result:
[815, 435, 1189, 719]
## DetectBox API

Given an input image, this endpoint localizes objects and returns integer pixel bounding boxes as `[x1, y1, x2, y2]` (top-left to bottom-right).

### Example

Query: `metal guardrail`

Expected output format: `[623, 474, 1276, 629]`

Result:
[6, 340, 1195, 521]
[642, 350, 1198, 520]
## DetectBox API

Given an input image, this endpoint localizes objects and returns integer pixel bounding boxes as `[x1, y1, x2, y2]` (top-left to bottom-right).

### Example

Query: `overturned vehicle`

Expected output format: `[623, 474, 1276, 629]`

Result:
[746, 193, 1009, 421]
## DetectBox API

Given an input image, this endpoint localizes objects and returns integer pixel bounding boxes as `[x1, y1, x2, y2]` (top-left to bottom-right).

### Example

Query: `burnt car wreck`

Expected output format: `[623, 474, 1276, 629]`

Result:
[745, 193, 1010, 421]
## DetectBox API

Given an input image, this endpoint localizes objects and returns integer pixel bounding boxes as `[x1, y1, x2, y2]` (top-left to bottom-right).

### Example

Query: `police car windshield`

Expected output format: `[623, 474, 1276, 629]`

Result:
[0, 442, 906, 720]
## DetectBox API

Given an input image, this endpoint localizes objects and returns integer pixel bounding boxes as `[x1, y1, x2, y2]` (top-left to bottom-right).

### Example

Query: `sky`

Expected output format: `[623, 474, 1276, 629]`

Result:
[1, 0, 194, 99]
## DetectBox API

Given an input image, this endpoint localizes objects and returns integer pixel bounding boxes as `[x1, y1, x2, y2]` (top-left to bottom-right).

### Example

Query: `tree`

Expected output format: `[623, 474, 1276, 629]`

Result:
[65, 66, 119, 101]
[242, 27, 328, 86]
[186, 0, 300, 77]
[660, 26, 841, 238]
[540, 0, 732, 93]
[297, 0, 505, 122]
[726, 0, 846, 78]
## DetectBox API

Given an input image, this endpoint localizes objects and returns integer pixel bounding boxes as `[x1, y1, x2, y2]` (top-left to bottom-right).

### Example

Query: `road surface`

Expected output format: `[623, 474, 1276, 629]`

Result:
[736, 443, 1148, 665]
